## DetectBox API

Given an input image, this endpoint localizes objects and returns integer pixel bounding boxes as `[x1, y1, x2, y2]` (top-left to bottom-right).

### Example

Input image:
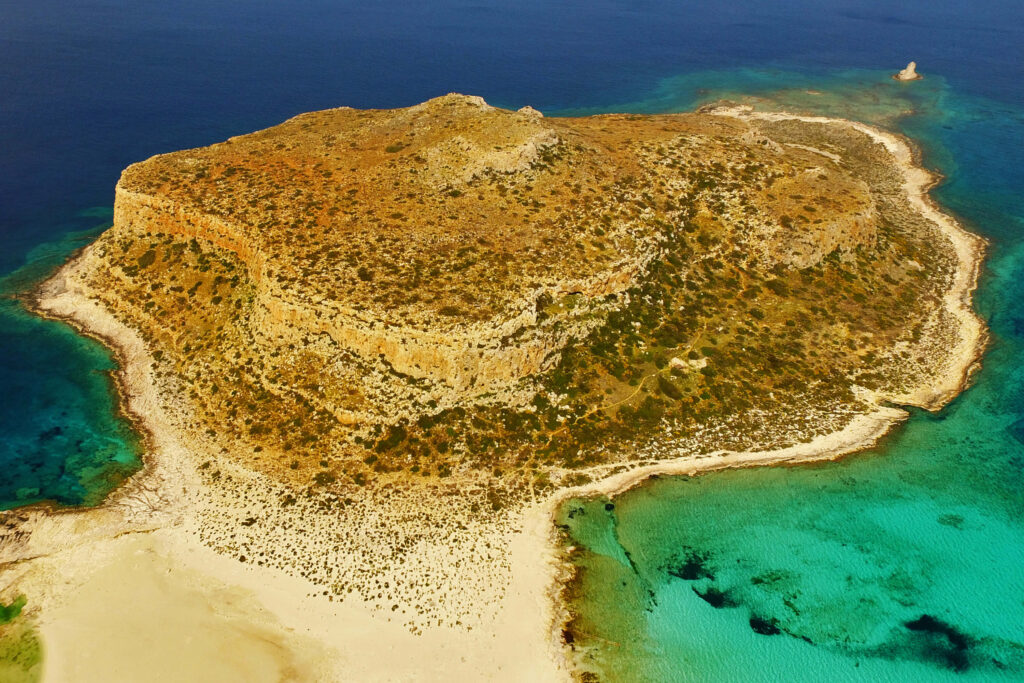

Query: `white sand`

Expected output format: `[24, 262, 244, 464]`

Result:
[4, 260, 569, 682]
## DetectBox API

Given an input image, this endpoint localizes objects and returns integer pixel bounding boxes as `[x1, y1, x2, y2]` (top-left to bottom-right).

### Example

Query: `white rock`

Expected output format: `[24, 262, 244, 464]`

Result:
[669, 356, 707, 371]
[894, 61, 922, 81]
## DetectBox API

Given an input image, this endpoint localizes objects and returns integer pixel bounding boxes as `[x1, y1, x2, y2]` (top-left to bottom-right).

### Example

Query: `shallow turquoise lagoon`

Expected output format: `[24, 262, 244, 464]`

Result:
[0, 221, 142, 509]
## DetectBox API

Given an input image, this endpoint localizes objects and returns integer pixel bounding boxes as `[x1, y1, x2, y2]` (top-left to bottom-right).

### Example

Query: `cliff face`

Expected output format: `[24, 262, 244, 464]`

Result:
[72, 95, 958, 496]
[107, 95, 878, 395]
[113, 183, 654, 392]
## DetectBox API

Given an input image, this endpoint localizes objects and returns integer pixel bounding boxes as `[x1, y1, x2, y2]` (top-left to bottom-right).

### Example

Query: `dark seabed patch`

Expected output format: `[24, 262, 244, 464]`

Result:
[750, 616, 783, 636]
[904, 615, 972, 672]
[663, 548, 714, 581]
[692, 586, 734, 609]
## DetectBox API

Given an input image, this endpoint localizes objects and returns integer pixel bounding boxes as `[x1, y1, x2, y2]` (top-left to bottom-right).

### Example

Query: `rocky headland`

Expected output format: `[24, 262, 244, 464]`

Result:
[0, 95, 984, 681]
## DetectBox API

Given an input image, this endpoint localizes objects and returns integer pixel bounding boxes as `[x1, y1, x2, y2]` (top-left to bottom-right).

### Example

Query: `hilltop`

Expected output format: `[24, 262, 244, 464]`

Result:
[87, 95, 934, 485]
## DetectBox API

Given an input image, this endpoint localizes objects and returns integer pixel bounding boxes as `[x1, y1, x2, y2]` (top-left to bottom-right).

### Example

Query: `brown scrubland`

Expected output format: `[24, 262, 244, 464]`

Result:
[1, 97, 983, 679]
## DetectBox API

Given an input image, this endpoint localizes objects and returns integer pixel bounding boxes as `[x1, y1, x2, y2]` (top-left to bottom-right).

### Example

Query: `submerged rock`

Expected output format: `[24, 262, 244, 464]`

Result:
[749, 615, 782, 635]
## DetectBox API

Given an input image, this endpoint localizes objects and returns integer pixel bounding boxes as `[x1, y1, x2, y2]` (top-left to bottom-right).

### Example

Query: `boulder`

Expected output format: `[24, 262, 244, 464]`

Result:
[894, 61, 922, 82]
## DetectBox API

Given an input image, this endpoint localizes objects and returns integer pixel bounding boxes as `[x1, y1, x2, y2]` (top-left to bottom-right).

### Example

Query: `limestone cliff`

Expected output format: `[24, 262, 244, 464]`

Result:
[106, 95, 878, 396]
[72, 95, 959, 495]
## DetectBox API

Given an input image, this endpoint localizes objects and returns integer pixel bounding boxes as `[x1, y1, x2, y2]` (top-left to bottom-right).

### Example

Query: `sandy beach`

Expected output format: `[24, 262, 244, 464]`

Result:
[5, 263, 570, 682]
[0, 108, 986, 682]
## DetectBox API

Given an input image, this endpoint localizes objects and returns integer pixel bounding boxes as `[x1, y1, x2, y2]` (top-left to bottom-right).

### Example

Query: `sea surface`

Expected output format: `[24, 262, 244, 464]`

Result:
[2, 1, 1022, 679]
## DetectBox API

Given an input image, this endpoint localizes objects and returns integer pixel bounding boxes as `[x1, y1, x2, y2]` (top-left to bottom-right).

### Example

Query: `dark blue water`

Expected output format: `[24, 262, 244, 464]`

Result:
[2, 2, 1023, 677]
[3, 0, 1022, 270]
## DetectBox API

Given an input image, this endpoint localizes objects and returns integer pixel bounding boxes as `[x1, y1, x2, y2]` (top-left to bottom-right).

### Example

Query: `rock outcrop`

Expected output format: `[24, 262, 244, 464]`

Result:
[894, 61, 923, 81]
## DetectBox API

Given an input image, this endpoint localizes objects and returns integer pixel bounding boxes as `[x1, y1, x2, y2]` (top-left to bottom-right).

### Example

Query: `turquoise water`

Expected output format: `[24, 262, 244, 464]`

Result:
[0, 218, 142, 509]
[557, 71, 1024, 681]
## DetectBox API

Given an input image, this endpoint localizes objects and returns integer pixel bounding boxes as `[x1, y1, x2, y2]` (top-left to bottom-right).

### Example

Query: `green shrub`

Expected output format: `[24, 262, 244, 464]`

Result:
[137, 249, 157, 268]
[375, 424, 407, 452]
[657, 375, 683, 400]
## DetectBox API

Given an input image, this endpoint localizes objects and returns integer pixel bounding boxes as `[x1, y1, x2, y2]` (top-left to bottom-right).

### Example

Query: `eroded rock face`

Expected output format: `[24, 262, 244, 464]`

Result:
[72, 93, 969, 504]
[112, 183, 653, 393]
[753, 170, 877, 267]
[107, 95, 879, 395]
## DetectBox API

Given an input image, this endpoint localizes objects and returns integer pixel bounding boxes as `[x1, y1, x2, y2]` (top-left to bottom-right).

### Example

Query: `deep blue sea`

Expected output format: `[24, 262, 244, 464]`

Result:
[3, 1, 1023, 678]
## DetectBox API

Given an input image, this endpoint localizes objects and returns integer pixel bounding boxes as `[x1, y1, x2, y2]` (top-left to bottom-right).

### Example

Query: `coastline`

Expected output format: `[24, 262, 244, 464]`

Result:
[545, 108, 988, 670]
[0, 108, 987, 682]
[542, 106, 988, 500]
[718, 106, 988, 409]
[12, 261, 155, 517]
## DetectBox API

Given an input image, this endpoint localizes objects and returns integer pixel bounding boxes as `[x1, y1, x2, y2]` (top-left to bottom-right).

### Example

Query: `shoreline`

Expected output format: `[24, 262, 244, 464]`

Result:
[28, 261, 184, 518]
[544, 107, 988, 669]
[10, 265, 156, 518]
[7, 246, 573, 681]
[1, 107, 987, 682]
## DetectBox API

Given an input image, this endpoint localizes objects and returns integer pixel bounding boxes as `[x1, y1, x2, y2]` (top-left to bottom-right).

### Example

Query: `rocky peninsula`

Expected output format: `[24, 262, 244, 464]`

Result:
[0, 95, 984, 681]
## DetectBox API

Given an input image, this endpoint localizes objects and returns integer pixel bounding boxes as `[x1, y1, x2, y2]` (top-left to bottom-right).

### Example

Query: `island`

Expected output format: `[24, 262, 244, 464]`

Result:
[894, 61, 924, 82]
[0, 94, 984, 681]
